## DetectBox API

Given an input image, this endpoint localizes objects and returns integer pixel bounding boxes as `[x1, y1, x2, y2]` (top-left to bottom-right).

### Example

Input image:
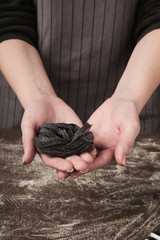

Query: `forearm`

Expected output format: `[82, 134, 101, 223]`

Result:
[0, 39, 56, 109]
[113, 29, 160, 114]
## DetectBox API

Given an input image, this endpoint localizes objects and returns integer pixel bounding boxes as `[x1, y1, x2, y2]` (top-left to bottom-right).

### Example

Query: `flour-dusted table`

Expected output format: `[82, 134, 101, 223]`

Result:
[0, 129, 160, 240]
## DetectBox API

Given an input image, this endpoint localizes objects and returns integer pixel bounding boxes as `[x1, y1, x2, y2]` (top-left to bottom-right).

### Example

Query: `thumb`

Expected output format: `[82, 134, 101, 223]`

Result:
[115, 120, 140, 166]
[21, 122, 36, 165]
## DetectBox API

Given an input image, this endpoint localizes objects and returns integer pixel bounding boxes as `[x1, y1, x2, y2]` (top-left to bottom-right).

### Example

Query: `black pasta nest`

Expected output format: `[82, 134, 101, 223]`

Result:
[34, 122, 94, 158]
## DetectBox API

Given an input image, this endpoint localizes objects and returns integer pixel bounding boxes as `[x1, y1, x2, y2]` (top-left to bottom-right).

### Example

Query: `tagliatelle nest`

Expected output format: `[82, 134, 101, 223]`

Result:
[34, 122, 94, 158]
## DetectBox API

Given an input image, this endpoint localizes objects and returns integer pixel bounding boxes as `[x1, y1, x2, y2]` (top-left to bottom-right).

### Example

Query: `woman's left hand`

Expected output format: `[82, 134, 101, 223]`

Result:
[70, 96, 140, 178]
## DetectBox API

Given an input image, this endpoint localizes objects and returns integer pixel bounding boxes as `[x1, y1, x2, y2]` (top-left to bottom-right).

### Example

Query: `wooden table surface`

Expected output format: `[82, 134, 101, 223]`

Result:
[0, 129, 160, 240]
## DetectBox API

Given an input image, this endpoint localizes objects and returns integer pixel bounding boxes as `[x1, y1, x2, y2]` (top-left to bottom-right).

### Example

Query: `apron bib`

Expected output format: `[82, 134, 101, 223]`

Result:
[0, 0, 159, 131]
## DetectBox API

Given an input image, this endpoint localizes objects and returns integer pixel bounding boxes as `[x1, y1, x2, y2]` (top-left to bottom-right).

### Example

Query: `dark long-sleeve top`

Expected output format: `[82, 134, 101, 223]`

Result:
[0, 0, 37, 47]
[0, 0, 160, 48]
[134, 0, 160, 41]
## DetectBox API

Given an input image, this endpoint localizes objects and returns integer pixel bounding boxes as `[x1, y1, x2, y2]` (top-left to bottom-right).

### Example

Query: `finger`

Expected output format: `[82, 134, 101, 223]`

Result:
[70, 149, 114, 178]
[41, 154, 74, 172]
[80, 152, 95, 165]
[89, 147, 97, 158]
[56, 170, 70, 181]
[66, 155, 89, 173]
[21, 122, 36, 165]
[115, 119, 140, 166]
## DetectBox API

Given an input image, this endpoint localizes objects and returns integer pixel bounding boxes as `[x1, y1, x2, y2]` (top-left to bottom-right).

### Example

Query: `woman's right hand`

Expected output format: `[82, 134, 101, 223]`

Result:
[21, 96, 96, 180]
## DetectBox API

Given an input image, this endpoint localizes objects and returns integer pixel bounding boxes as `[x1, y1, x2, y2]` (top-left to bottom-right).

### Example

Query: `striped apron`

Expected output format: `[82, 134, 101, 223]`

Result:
[0, 0, 160, 132]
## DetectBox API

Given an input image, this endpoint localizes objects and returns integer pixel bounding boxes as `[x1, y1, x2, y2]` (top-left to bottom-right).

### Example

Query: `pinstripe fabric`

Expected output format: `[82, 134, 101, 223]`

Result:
[0, 72, 23, 128]
[37, 0, 138, 121]
[75, 0, 85, 113]
[0, 0, 160, 132]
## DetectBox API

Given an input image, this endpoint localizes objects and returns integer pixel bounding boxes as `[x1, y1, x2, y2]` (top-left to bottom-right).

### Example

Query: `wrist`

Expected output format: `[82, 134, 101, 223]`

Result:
[20, 86, 57, 110]
[13, 67, 57, 109]
[112, 70, 154, 114]
[112, 90, 140, 114]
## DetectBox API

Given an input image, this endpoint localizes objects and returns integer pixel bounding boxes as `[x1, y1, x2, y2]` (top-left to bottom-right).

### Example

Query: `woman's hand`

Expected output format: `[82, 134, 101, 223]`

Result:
[21, 96, 96, 179]
[70, 30, 160, 178]
[0, 40, 96, 179]
[70, 96, 140, 178]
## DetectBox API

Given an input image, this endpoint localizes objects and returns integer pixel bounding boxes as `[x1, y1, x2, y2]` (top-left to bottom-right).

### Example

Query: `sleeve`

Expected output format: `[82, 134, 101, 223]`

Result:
[134, 0, 160, 42]
[0, 0, 37, 47]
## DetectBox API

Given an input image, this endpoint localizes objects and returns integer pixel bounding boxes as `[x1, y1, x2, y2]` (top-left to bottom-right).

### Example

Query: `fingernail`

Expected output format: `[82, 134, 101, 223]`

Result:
[67, 168, 74, 173]
[60, 177, 65, 181]
[22, 156, 26, 165]
[122, 155, 127, 167]
[22, 161, 28, 165]
[80, 168, 88, 173]
[71, 175, 78, 179]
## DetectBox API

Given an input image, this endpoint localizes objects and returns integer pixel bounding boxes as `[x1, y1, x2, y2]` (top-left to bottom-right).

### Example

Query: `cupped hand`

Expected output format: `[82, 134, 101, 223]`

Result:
[21, 96, 96, 179]
[70, 96, 140, 178]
